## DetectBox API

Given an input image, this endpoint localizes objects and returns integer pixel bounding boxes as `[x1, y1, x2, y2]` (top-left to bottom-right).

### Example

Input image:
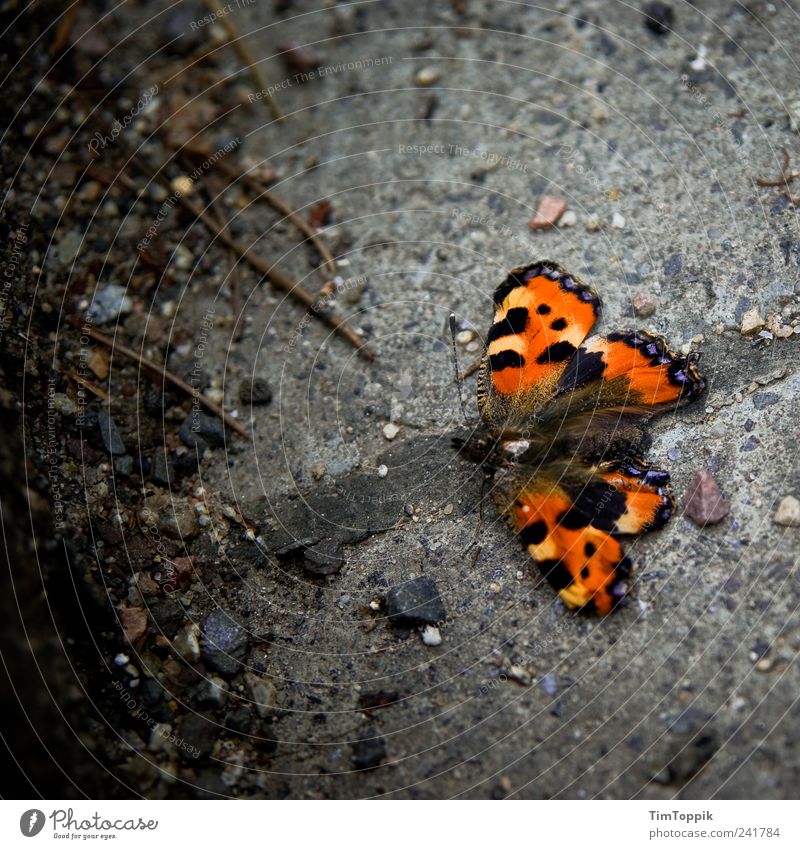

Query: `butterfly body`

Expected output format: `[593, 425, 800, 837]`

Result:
[459, 260, 704, 614]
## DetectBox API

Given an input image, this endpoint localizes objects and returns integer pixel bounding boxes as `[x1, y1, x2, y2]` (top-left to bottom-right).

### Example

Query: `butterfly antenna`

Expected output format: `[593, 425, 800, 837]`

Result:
[449, 313, 470, 425]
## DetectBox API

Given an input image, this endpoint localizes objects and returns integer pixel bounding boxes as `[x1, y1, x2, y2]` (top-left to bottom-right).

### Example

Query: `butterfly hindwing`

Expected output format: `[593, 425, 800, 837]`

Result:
[478, 260, 600, 425]
[496, 460, 673, 614]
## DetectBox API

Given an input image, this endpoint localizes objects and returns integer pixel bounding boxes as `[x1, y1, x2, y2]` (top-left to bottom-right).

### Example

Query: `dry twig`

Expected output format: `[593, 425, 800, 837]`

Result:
[79, 325, 248, 438]
[203, 0, 283, 121]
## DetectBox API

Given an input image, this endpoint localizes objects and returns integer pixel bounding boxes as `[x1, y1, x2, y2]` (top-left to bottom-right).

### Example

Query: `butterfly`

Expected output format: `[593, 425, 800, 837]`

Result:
[456, 260, 705, 614]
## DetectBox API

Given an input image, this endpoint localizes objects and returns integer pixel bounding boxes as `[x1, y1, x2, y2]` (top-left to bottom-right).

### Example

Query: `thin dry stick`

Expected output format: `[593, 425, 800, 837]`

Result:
[65, 369, 109, 401]
[81, 325, 249, 438]
[50, 1, 82, 55]
[134, 159, 374, 360]
[204, 0, 283, 121]
[755, 148, 794, 187]
[170, 138, 338, 281]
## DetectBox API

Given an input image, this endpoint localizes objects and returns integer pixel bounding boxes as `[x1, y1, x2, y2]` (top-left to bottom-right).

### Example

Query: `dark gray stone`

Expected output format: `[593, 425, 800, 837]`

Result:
[239, 377, 273, 406]
[752, 391, 780, 410]
[351, 729, 387, 770]
[179, 412, 226, 449]
[177, 712, 216, 761]
[98, 414, 126, 455]
[386, 577, 446, 627]
[302, 539, 345, 576]
[150, 449, 175, 486]
[200, 609, 249, 674]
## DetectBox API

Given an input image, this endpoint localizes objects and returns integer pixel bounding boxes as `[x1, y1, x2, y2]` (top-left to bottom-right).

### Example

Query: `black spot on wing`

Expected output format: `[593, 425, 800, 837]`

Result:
[536, 559, 574, 591]
[536, 303, 551, 315]
[557, 346, 606, 391]
[486, 307, 529, 343]
[489, 350, 525, 371]
[558, 482, 629, 533]
[536, 340, 576, 365]
[519, 519, 547, 546]
[550, 317, 568, 331]
[584, 541, 596, 556]
[571, 482, 629, 533]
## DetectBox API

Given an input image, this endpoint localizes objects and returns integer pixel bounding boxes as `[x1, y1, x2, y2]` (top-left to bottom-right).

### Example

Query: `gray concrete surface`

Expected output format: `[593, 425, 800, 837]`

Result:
[179, 0, 799, 798]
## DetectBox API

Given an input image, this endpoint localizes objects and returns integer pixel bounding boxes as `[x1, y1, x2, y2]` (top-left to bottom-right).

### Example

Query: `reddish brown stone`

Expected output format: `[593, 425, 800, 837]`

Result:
[684, 469, 730, 526]
[529, 195, 567, 230]
[119, 607, 148, 643]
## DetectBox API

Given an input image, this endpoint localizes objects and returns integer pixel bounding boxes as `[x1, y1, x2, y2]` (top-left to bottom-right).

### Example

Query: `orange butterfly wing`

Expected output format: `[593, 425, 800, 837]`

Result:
[557, 330, 704, 410]
[477, 260, 600, 424]
[504, 461, 673, 614]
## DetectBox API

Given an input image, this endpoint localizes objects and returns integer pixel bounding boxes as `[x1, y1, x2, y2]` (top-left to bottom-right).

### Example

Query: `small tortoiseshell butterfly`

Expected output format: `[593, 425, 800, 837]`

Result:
[456, 260, 704, 614]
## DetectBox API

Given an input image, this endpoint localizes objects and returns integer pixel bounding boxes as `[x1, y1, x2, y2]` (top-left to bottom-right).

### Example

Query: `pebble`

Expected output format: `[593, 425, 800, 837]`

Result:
[377, 464, 389, 478]
[277, 39, 321, 75]
[774, 495, 800, 527]
[159, 501, 198, 539]
[98, 414, 126, 455]
[351, 729, 387, 770]
[465, 340, 481, 353]
[507, 665, 532, 686]
[119, 607, 147, 643]
[170, 175, 193, 196]
[172, 623, 201, 662]
[740, 307, 765, 335]
[443, 503, 454, 515]
[200, 609, 249, 674]
[85, 284, 133, 324]
[611, 212, 626, 229]
[585, 214, 602, 232]
[559, 210, 577, 227]
[53, 231, 83, 267]
[752, 391, 779, 410]
[302, 539, 345, 576]
[632, 292, 657, 317]
[529, 195, 566, 230]
[539, 673, 558, 696]
[193, 675, 227, 709]
[455, 329, 474, 345]
[382, 422, 400, 440]
[415, 68, 439, 87]
[643, 2, 674, 35]
[179, 412, 226, 448]
[684, 468, 730, 526]
[420, 624, 442, 646]
[239, 377, 272, 406]
[244, 672, 277, 718]
[385, 577, 446, 627]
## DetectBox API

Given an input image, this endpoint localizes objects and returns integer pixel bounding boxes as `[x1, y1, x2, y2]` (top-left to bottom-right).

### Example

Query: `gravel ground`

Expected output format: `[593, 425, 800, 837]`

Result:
[1, 0, 799, 799]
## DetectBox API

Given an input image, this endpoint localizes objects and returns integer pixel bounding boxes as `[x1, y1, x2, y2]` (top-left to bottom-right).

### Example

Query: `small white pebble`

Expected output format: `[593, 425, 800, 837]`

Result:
[455, 329, 474, 345]
[611, 212, 626, 229]
[415, 68, 439, 87]
[740, 307, 765, 335]
[377, 464, 389, 478]
[382, 422, 399, 440]
[559, 210, 577, 227]
[774, 495, 800, 527]
[420, 625, 442, 646]
[443, 503, 454, 515]
[170, 175, 193, 196]
[585, 214, 601, 232]
[465, 340, 481, 353]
